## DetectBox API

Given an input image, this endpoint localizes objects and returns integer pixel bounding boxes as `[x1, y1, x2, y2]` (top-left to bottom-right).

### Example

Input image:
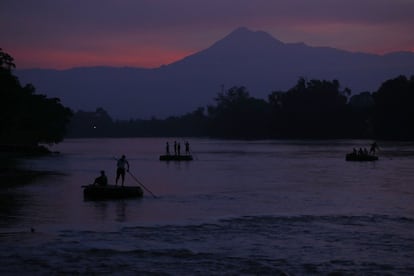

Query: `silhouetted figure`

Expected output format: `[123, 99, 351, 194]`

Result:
[116, 155, 130, 186]
[94, 170, 108, 186]
[174, 141, 177, 155]
[369, 142, 379, 155]
[185, 141, 190, 155]
[177, 142, 181, 156]
[166, 142, 170, 155]
[358, 148, 364, 156]
[353, 148, 357, 155]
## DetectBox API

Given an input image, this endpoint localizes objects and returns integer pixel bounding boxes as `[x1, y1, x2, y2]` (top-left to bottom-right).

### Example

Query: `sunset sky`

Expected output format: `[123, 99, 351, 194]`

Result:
[1, 0, 413, 69]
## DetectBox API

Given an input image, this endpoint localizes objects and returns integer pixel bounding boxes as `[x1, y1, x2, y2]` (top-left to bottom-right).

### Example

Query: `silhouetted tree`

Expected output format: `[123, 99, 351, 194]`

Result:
[372, 75, 414, 140]
[0, 48, 15, 70]
[0, 49, 72, 146]
[268, 78, 350, 138]
[67, 108, 113, 137]
[348, 91, 375, 137]
[208, 86, 271, 138]
[68, 106, 209, 138]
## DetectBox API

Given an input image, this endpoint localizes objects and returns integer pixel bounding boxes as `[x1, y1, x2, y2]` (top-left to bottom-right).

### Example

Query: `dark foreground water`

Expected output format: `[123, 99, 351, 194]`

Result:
[1, 138, 413, 275]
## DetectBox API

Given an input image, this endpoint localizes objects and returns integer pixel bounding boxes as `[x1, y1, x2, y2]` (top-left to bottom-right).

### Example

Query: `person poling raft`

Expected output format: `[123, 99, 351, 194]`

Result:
[82, 155, 157, 199]
[114, 154, 157, 198]
[115, 155, 129, 186]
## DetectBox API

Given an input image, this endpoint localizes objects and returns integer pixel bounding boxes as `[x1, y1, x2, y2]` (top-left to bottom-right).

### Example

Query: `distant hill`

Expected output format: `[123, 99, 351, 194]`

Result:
[16, 27, 414, 119]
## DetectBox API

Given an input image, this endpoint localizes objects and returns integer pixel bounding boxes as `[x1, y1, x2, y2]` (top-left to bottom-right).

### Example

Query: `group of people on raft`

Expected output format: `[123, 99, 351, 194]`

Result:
[93, 155, 130, 187]
[349, 142, 380, 158]
[165, 141, 191, 156]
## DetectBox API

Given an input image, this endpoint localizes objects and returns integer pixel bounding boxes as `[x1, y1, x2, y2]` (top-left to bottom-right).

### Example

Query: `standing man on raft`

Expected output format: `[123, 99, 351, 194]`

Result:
[116, 155, 130, 186]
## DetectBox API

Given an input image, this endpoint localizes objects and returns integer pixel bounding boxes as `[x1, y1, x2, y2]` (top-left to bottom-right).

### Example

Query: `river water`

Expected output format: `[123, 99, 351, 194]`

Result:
[1, 138, 413, 275]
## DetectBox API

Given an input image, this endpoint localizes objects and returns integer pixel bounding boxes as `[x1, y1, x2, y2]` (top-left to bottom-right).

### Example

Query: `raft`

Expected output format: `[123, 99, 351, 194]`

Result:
[159, 154, 193, 161]
[345, 153, 379, 161]
[83, 184, 143, 200]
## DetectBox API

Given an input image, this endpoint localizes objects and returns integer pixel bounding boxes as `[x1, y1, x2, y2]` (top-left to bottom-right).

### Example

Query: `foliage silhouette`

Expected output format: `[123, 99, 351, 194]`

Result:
[268, 78, 351, 138]
[64, 73, 413, 140]
[0, 49, 72, 149]
[207, 86, 271, 138]
[372, 75, 414, 140]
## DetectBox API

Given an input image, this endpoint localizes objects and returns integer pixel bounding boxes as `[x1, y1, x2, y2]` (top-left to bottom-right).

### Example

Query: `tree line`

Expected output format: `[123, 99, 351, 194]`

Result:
[67, 75, 414, 140]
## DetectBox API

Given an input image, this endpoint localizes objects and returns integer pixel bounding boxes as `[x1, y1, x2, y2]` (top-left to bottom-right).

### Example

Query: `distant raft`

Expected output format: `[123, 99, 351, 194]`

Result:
[159, 154, 193, 161]
[345, 153, 379, 161]
[83, 184, 143, 200]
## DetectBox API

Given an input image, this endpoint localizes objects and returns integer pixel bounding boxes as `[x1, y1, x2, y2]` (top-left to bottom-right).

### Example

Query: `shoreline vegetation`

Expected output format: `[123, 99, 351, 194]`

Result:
[67, 76, 414, 141]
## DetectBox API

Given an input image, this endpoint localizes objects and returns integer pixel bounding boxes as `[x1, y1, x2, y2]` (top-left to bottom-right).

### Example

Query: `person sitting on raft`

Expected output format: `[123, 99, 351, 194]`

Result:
[94, 170, 108, 186]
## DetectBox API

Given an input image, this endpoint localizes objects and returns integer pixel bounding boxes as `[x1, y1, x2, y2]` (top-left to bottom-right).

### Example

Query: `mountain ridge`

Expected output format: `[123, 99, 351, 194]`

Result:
[16, 27, 414, 119]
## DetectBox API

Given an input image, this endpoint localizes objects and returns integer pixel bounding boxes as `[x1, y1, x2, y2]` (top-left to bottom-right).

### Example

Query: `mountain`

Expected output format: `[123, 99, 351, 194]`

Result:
[16, 27, 414, 119]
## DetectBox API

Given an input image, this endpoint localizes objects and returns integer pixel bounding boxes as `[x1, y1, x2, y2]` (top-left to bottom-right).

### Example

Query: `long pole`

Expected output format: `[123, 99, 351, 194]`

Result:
[127, 171, 157, 198]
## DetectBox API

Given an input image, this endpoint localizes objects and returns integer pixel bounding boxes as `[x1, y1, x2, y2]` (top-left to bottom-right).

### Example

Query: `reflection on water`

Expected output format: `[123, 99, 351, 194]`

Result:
[89, 200, 129, 223]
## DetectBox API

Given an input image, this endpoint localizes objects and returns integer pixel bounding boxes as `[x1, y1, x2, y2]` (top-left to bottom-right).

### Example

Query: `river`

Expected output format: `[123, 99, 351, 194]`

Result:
[1, 138, 413, 274]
